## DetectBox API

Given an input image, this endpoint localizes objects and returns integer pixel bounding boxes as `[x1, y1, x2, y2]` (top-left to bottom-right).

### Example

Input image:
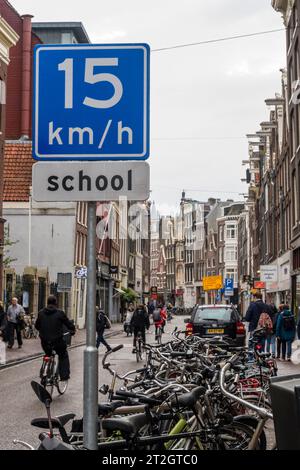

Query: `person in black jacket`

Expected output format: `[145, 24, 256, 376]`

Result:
[130, 304, 150, 353]
[96, 308, 111, 351]
[35, 295, 75, 381]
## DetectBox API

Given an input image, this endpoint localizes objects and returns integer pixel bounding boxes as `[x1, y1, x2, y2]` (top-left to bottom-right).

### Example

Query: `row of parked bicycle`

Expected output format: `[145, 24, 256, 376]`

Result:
[14, 326, 277, 450]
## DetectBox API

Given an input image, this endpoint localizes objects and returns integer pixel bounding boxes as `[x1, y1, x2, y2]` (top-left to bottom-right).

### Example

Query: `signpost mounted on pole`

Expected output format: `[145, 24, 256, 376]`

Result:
[32, 42, 150, 450]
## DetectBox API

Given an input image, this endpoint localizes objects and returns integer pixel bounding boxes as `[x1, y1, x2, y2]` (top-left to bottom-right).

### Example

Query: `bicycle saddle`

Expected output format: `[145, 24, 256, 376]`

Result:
[31, 418, 62, 429]
[102, 413, 151, 437]
[98, 401, 125, 416]
[171, 386, 206, 409]
[56, 413, 76, 426]
[31, 413, 75, 429]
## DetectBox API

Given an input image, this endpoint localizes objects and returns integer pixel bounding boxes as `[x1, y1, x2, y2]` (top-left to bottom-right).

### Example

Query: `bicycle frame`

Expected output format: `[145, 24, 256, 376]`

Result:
[220, 359, 273, 450]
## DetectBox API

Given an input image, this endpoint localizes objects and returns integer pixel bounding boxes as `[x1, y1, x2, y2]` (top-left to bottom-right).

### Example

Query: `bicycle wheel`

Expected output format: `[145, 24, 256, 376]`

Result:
[56, 377, 68, 395]
[217, 421, 256, 450]
[54, 356, 68, 395]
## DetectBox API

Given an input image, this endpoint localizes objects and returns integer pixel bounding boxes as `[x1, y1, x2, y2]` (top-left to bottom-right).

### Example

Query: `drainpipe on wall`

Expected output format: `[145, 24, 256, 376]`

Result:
[21, 14, 33, 140]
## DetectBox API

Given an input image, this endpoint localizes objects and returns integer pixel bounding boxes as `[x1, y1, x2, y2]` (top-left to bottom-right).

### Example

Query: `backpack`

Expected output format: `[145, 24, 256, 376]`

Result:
[105, 315, 112, 329]
[153, 309, 161, 322]
[282, 315, 295, 332]
[258, 312, 273, 334]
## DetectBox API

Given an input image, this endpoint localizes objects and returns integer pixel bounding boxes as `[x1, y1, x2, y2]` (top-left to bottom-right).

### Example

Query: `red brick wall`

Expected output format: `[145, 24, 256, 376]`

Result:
[0, 0, 41, 139]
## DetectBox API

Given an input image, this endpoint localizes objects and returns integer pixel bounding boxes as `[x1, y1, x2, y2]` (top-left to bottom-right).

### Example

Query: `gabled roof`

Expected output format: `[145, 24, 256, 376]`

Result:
[3, 142, 33, 202]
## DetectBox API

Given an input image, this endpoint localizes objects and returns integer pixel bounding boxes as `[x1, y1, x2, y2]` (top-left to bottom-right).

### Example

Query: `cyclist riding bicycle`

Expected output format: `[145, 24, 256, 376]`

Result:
[130, 304, 150, 354]
[153, 305, 167, 339]
[35, 295, 75, 381]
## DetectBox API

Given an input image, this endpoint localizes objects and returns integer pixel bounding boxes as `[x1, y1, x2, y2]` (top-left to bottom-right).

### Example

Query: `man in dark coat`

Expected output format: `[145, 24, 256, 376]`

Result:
[130, 304, 150, 353]
[35, 295, 75, 380]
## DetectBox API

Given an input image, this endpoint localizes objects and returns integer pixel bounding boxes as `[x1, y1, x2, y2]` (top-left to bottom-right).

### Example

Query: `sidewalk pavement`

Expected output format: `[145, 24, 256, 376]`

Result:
[1, 322, 122, 366]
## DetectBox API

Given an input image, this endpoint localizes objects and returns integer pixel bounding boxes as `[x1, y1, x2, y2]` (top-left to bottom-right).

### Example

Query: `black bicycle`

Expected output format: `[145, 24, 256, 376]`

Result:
[39, 335, 70, 396]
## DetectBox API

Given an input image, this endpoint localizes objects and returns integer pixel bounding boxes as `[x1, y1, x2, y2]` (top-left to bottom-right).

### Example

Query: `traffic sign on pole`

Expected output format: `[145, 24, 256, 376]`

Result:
[32, 42, 151, 451]
[32, 161, 150, 202]
[33, 43, 150, 161]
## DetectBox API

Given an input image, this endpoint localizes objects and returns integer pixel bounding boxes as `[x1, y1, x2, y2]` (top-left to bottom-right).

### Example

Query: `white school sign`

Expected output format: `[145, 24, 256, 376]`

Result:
[32, 161, 150, 202]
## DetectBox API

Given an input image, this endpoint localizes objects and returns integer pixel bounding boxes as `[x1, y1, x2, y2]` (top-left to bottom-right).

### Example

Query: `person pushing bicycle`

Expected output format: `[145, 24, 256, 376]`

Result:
[35, 295, 76, 381]
[130, 304, 150, 353]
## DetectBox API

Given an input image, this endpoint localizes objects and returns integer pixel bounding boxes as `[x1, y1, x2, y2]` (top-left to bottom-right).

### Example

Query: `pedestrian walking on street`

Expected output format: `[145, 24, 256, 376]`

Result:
[261, 302, 278, 357]
[275, 304, 284, 358]
[124, 303, 134, 335]
[6, 297, 25, 349]
[276, 304, 296, 361]
[130, 304, 150, 353]
[96, 308, 112, 351]
[245, 293, 271, 335]
[35, 295, 75, 380]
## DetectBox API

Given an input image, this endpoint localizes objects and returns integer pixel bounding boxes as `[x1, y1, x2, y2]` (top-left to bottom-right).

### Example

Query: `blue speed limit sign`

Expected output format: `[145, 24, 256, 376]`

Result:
[33, 44, 150, 161]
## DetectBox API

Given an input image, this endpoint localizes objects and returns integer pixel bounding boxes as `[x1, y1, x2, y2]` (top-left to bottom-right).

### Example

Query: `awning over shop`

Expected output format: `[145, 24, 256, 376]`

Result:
[113, 287, 126, 297]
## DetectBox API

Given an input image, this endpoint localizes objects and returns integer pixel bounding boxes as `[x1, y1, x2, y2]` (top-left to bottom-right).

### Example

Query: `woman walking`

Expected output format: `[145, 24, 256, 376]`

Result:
[276, 304, 296, 361]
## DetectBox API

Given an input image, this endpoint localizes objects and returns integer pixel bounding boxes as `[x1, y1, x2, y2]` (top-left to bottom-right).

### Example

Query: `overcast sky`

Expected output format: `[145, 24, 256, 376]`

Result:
[11, 0, 286, 214]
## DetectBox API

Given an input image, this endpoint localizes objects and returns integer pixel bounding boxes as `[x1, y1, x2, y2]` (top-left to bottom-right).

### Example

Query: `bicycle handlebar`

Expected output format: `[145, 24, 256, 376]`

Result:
[115, 389, 162, 406]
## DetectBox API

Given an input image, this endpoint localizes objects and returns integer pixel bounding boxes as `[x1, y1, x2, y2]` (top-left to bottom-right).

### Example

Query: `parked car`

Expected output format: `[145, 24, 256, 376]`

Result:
[184, 304, 246, 346]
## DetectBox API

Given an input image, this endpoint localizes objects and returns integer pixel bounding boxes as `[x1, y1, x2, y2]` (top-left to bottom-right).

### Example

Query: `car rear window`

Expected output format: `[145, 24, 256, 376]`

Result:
[194, 308, 232, 322]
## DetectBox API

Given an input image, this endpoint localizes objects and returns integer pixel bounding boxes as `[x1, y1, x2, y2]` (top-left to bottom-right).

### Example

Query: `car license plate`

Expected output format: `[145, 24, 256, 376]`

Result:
[207, 329, 224, 334]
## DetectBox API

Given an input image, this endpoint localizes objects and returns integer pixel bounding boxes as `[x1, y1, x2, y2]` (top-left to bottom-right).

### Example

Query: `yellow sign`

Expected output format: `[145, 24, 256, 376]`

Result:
[203, 275, 223, 291]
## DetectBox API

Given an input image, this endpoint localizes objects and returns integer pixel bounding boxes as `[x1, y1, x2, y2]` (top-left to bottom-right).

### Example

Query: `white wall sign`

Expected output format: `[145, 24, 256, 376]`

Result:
[260, 265, 278, 282]
[32, 161, 150, 202]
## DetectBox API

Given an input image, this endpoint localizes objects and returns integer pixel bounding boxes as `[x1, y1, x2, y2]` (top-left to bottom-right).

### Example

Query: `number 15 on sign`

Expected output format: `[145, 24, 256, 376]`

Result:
[33, 44, 150, 161]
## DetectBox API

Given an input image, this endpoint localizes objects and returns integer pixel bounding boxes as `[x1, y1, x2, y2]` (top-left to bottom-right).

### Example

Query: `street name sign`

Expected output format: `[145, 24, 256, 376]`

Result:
[33, 43, 150, 161]
[32, 161, 150, 201]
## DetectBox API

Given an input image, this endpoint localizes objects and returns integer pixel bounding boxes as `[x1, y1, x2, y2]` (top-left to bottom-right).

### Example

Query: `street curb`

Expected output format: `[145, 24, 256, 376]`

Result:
[0, 329, 122, 371]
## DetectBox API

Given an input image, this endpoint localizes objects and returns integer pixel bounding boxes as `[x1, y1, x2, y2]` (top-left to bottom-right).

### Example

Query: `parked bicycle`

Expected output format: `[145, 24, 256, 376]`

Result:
[15, 327, 279, 451]
[23, 314, 39, 339]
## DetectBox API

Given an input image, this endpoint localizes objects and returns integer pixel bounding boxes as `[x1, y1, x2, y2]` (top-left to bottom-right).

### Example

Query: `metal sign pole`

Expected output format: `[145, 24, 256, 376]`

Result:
[83, 201, 98, 450]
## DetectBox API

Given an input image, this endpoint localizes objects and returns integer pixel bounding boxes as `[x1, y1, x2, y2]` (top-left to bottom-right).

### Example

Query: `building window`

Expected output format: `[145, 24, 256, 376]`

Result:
[293, 171, 298, 226]
[218, 248, 223, 264]
[291, 111, 298, 156]
[225, 246, 237, 262]
[219, 225, 223, 242]
[226, 224, 236, 239]
[264, 183, 269, 214]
